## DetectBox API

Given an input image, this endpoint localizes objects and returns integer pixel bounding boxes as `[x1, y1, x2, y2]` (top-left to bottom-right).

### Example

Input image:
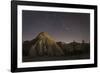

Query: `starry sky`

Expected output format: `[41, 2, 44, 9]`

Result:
[22, 10, 90, 43]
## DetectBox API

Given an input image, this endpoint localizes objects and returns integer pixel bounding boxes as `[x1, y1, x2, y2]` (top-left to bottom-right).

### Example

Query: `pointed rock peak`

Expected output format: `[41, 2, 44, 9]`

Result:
[36, 32, 53, 40]
[38, 32, 49, 36]
[28, 32, 64, 57]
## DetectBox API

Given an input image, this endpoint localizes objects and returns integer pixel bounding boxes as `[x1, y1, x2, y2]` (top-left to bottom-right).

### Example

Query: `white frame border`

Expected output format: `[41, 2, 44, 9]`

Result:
[17, 5, 94, 68]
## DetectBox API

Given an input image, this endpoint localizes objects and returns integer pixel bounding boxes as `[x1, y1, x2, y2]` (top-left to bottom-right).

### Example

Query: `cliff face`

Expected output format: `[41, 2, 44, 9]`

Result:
[27, 32, 64, 57]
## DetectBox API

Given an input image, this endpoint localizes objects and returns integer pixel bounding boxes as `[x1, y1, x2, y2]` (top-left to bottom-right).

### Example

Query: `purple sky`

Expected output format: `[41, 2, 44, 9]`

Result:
[22, 10, 90, 43]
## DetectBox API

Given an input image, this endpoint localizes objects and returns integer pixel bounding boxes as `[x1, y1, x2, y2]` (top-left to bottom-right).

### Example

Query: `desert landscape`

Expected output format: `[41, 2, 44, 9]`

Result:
[22, 32, 90, 62]
[22, 10, 90, 62]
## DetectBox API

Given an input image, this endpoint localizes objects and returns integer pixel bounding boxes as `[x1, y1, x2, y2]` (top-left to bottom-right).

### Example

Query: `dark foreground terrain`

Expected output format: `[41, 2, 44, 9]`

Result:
[23, 54, 90, 62]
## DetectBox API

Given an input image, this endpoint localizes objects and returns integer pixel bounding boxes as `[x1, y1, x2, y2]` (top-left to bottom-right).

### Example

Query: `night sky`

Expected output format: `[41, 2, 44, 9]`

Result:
[22, 10, 90, 43]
